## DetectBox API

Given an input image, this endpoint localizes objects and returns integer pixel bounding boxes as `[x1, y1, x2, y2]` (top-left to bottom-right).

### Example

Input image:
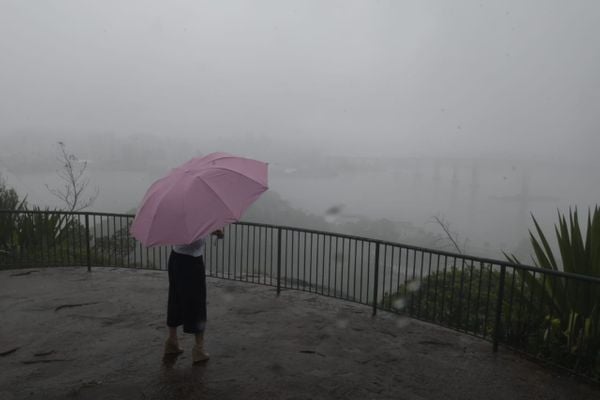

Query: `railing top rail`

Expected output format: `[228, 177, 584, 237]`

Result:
[236, 221, 600, 283]
[2, 209, 600, 284]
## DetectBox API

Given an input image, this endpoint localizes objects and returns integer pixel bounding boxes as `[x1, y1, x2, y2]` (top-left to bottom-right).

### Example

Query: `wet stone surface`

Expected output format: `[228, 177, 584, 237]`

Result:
[0, 267, 598, 400]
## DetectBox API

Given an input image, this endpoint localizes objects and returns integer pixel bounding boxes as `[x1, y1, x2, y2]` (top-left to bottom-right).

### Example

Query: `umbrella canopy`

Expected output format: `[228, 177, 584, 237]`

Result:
[130, 152, 268, 247]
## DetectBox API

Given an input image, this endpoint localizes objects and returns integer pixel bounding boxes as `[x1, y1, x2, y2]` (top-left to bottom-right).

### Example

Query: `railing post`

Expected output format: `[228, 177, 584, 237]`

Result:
[276, 228, 282, 296]
[493, 264, 507, 352]
[372, 241, 380, 316]
[85, 213, 91, 272]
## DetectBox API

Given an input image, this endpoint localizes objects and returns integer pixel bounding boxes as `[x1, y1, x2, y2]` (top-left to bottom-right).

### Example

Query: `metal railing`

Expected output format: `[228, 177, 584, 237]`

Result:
[1, 209, 599, 381]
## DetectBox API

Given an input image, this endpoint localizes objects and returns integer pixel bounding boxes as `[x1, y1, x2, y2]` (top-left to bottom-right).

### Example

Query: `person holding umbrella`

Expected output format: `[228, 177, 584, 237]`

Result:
[164, 229, 224, 363]
[130, 152, 269, 364]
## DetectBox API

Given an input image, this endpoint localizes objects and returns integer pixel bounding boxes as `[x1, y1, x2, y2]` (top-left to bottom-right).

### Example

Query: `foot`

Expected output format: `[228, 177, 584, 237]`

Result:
[164, 337, 184, 355]
[192, 345, 210, 363]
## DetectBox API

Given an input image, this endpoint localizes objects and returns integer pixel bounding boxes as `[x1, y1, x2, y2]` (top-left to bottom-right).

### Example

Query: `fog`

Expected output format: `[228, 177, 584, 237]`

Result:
[1, 1, 600, 259]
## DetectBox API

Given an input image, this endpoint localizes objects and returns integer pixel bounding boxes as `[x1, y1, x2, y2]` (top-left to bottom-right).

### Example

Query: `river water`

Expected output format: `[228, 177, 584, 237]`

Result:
[3, 159, 599, 259]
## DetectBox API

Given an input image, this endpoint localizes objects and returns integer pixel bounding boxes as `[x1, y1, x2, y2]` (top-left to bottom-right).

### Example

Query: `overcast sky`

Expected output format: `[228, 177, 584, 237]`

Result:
[1, 0, 599, 161]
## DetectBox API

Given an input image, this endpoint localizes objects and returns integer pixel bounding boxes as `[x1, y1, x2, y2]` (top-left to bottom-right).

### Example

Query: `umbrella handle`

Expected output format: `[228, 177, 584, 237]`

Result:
[211, 229, 225, 239]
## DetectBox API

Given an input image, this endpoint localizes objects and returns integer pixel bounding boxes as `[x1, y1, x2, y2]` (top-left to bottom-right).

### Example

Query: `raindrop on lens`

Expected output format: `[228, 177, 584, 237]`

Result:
[325, 204, 344, 224]
[325, 205, 344, 215]
[407, 280, 421, 292]
[392, 298, 406, 310]
[336, 319, 349, 329]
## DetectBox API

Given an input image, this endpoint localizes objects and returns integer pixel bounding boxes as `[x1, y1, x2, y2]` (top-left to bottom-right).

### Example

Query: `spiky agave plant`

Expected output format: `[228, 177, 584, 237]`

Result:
[12, 207, 83, 266]
[506, 207, 600, 376]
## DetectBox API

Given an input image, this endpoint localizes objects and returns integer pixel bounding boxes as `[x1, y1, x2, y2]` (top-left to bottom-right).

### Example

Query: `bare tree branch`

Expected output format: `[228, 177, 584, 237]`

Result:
[46, 142, 99, 212]
[431, 215, 463, 254]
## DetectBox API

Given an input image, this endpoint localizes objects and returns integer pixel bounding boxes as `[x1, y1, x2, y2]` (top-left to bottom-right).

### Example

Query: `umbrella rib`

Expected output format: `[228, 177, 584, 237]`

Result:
[192, 176, 238, 220]
[176, 154, 238, 170]
[133, 180, 177, 246]
[205, 166, 268, 187]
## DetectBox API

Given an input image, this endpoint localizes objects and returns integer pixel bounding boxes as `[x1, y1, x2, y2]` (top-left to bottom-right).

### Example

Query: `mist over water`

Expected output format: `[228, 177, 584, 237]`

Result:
[3, 136, 599, 260]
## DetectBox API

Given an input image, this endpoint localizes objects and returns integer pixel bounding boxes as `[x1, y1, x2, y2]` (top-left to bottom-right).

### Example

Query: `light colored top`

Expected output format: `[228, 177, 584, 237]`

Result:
[173, 238, 206, 257]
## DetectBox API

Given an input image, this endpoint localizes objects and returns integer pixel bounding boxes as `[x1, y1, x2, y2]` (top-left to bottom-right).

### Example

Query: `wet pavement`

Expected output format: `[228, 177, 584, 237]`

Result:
[0, 267, 598, 400]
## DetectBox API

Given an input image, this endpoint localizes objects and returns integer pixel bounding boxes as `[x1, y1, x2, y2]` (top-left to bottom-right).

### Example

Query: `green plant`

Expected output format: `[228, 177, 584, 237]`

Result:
[505, 207, 600, 377]
[382, 264, 506, 336]
[93, 219, 137, 266]
[8, 208, 88, 266]
[0, 178, 89, 267]
[0, 177, 27, 258]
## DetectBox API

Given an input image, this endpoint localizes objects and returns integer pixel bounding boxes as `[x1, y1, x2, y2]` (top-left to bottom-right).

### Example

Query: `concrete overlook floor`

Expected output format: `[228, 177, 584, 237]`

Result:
[0, 267, 598, 400]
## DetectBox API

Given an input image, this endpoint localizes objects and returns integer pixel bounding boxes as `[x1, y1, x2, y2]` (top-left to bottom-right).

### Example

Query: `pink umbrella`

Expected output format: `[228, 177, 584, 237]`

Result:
[130, 152, 268, 247]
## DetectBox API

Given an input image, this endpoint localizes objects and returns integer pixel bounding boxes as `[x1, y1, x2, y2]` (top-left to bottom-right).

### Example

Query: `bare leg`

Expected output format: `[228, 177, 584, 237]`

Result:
[194, 332, 203, 346]
[192, 332, 210, 363]
[164, 327, 183, 355]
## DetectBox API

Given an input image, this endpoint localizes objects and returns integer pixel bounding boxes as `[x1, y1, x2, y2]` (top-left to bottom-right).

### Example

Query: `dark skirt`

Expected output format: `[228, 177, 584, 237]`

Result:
[166, 251, 207, 334]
